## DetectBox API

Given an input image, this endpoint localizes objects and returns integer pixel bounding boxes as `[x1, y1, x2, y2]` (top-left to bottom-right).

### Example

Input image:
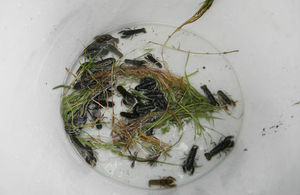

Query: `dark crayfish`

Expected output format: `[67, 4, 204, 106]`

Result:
[124, 59, 147, 66]
[142, 86, 167, 111]
[87, 102, 99, 119]
[201, 84, 219, 106]
[105, 44, 123, 58]
[83, 41, 109, 58]
[120, 112, 140, 119]
[88, 106, 102, 130]
[148, 176, 176, 188]
[98, 100, 114, 108]
[204, 136, 234, 161]
[121, 101, 165, 120]
[65, 126, 80, 136]
[73, 79, 99, 90]
[145, 54, 162, 68]
[94, 34, 117, 43]
[70, 135, 97, 167]
[118, 28, 146, 39]
[95, 86, 113, 100]
[117, 85, 136, 106]
[140, 77, 156, 84]
[87, 94, 113, 130]
[217, 90, 236, 106]
[75, 59, 115, 89]
[153, 97, 167, 111]
[94, 34, 123, 57]
[90, 58, 116, 72]
[133, 103, 156, 116]
[87, 106, 103, 130]
[143, 91, 164, 99]
[128, 151, 160, 168]
[70, 106, 88, 128]
[182, 145, 199, 175]
[135, 77, 157, 92]
[83, 34, 123, 58]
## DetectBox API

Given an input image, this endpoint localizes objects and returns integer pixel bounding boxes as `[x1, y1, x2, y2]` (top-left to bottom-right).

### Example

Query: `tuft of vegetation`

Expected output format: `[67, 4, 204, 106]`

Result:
[161, 0, 215, 64]
[53, 1, 238, 168]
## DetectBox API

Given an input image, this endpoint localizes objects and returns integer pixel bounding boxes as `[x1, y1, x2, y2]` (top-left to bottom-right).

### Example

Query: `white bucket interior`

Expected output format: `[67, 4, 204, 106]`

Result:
[1, 0, 300, 194]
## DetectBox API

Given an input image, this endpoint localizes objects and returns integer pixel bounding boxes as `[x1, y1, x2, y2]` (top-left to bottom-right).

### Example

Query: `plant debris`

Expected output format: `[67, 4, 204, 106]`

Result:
[57, 39, 225, 167]
[53, 1, 240, 187]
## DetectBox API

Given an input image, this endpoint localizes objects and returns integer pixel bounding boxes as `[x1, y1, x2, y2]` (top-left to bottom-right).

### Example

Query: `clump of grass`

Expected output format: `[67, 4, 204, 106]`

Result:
[56, 45, 221, 169]
[59, 54, 114, 132]
[59, 49, 220, 164]
[54, 1, 229, 166]
[116, 53, 219, 140]
[56, 53, 221, 168]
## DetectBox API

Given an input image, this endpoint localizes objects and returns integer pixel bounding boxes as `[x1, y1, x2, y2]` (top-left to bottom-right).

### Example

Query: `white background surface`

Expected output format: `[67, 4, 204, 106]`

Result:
[0, 0, 299, 194]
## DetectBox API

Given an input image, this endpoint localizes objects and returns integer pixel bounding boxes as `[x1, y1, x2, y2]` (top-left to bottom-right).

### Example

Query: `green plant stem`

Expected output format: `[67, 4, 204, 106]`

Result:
[161, 0, 215, 65]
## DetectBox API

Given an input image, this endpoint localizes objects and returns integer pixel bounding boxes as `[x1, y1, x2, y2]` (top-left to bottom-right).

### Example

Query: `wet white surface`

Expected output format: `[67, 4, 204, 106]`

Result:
[0, 0, 300, 194]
